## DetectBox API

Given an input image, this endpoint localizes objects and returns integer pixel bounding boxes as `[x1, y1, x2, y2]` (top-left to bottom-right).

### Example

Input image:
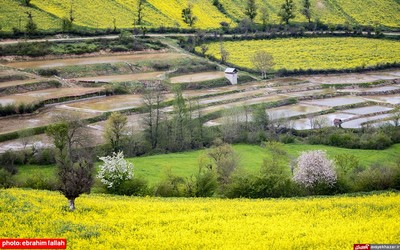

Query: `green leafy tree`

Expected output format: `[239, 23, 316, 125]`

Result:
[25, 11, 37, 35]
[259, 6, 269, 31]
[104, 112, 128, 153]
[46, 118, 94, 211]
[301, 0, 312, 23]
[135, 0, 145, 25]
[182, 4, 197, 27]
[278, 0, 296, 25]
[251, 50, 275, 79]
[245, 0, 258, 21]
[206, 140, 239, 189]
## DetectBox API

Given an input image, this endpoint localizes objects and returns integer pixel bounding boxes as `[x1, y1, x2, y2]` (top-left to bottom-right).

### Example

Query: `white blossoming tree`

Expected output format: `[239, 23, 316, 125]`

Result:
[293, 150, 337, 189]
[97, 151, 134, 190]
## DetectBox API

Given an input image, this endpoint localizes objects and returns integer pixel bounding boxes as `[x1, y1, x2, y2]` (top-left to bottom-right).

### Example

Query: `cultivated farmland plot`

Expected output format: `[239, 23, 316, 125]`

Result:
[4, 53, 187, 69]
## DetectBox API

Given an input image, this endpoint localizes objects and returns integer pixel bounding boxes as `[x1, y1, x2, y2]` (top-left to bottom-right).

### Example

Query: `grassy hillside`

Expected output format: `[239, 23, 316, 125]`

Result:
[16, 143, 400, 185]
[200, 37, 400, 71]
[0, 0, 399, 31]
[1, 189, 399, 249]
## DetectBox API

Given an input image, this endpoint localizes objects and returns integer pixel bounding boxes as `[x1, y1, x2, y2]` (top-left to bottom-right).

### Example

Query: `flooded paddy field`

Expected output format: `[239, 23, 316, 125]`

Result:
[301, 70, 400, 84]
[341, 114, 394, 128]
[0, 87, 104, 105]
[0, 134, 51, 153]
[338, 85, 400, 94]
[198, 95, 291, 115]
[292, 113, 356, 130]
[285, 89, 336, 97]
[170, 71, 226, 83]
[302, 96, 366, 107]
[341, 105, 393, 115]
[362, 95, 400, 105]
[266, 104, 328, 119]
[3, 53, 186, 69]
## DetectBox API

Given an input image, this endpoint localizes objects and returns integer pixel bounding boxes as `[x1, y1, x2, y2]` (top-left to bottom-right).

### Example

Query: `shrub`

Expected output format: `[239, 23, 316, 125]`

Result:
[23, 172, 58, 191]
[225, 172, 256, 198]
[97, 151, 134, 190]
[354, 164, 400, 191]
[154, 169, 186, 197]
[0, 168, 14, 188]
[293, 150, 337, 192]
[113, 177, 149, 196]
[37, 68, 59, 77]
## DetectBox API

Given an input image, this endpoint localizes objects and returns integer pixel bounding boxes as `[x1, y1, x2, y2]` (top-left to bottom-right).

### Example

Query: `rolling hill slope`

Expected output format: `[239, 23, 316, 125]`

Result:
[0, 0, 399, 31]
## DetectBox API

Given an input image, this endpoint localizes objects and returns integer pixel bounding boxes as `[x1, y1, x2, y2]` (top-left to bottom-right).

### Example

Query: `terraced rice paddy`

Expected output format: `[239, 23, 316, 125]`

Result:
[342, 114, 394, 128]
[4, 53, 187, 69]
[0, 107, 99, 134]
[170, 71, 226, 83]
[303, 96, 366, 107]
[0, 87, 104, 104]
[73, 72, 165, 82]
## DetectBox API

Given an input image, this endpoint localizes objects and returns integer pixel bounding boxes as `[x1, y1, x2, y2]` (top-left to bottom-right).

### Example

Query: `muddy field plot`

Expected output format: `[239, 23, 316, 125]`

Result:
[73, 71, 165, 82]
[300, 70, 400, 84]
[0, 107, 99, 134]
[4, 53, 187, 69]
[170, 72, 226, 83]
[197, 89, 270, 105]
[303, 96, 366, 107]
[0, 87, 104, 104]
[61, 94, 169, 112]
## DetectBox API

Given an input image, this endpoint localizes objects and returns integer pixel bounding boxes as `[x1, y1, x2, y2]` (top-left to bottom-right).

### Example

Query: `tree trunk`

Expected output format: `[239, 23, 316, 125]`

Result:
[68, 198, 75, 211]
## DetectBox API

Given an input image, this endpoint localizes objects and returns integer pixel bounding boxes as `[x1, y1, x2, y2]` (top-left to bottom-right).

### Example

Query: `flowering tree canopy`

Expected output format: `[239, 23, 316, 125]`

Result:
[293, 150, 337, 188]
[97, 151, 134, 189]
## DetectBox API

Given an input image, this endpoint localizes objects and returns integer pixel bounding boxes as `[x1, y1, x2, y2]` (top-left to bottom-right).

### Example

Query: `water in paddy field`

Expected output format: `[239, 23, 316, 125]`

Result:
[303, 96, 366, 107]
[341, 114, 394, 129]
[341, 106, 393, 115]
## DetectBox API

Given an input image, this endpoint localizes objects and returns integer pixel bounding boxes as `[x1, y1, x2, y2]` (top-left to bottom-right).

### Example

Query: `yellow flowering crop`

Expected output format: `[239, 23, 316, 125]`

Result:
[199, 37, 400, 71]
[1, 189, 399, 249]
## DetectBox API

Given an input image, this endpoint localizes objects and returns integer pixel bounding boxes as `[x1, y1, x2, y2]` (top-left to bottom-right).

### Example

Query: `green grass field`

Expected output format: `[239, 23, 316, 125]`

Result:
[0, 0, 399, 31]
[15, 143, 400, 186]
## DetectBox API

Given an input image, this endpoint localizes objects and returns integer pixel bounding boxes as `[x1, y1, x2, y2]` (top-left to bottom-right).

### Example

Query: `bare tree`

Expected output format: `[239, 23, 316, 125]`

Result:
[301, 0, 312, 23]
[251, 50, 275, 79]
[104, 112, 128, 153]
[206, 140, 239, 188]
[259, 6, 269, 31]
[142, 83, 165, 150]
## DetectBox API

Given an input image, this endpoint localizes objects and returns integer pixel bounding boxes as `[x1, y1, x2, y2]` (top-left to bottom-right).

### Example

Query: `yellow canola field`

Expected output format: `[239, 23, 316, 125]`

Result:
[0, 0, 60, 31]
[200, 37, 400, 71]
[1, 189, 399, 249]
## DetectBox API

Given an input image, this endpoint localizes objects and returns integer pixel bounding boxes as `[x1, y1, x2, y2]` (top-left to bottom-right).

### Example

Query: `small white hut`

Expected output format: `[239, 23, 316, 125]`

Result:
[225, 68, 238, 85]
